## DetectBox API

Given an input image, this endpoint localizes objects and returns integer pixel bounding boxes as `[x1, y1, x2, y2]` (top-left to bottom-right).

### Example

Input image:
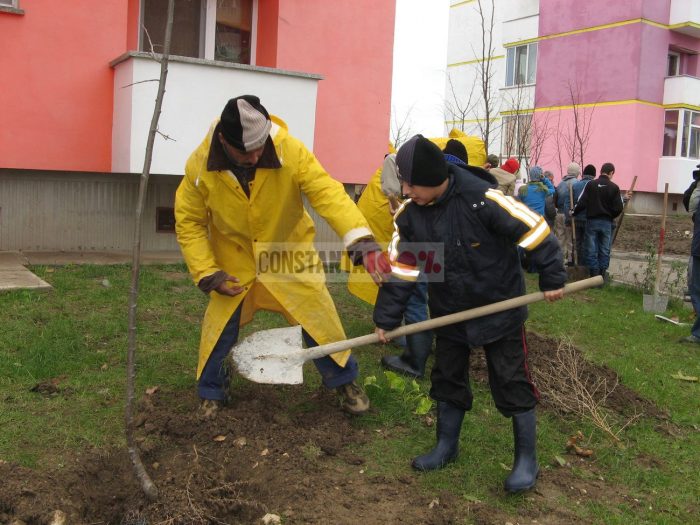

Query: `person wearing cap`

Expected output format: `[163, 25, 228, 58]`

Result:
[373, 135, 566, 493]
[572, 162, 623, 282]
[554, 162, 581, 265]
[518, 166, 556, 227]
[488, 156, 518, 196]
[174, 95, 390, 418]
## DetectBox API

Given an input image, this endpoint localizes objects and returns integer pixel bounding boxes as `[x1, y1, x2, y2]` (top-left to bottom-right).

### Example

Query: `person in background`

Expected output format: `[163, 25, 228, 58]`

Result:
[572, 164, 596, 263]
[545, 170, 555, 187]
[554, 162, 581, 265]
[572, 162, 623, 282]
[374, 135, 566, 493]
[489, 156, 518, 196]
[518, 166, 554, 220]
[175, 95, 388, 418]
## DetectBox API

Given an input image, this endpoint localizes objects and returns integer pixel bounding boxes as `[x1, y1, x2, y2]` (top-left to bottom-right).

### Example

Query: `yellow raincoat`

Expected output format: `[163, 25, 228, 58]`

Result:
[342, 130, 487, 305]
[175, 116, 373, 377]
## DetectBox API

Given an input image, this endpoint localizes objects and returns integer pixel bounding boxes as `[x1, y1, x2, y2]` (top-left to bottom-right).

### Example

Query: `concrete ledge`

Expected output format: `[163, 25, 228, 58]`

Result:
[0, 267, 52, 292]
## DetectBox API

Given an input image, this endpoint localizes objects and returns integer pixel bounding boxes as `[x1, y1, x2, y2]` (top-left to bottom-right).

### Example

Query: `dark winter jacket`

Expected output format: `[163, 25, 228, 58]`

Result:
[572, 175, 623, 221]
[374, 164, 567, 347]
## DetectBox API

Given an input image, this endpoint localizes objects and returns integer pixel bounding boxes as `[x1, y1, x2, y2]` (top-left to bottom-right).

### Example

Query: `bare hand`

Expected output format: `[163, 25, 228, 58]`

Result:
[375, 327, 389, 343]
[215, 275, 244, 296]
[543, 288, 564, 302]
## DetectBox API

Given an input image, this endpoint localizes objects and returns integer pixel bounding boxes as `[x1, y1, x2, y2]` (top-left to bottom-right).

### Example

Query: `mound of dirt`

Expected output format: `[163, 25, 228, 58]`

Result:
[0, 333, 671, 525]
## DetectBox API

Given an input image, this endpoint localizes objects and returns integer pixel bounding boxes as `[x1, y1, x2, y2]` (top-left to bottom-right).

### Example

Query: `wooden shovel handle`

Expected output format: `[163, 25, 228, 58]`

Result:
[305, 276, 603, 361]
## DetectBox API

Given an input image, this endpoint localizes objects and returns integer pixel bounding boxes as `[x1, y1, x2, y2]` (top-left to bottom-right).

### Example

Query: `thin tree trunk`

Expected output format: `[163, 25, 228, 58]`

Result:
[125, 0, 174, 501]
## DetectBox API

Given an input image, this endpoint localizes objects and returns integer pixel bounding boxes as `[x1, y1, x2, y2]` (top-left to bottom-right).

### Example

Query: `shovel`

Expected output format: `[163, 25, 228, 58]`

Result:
[231, 276, 603, 384]
[567, 182, 589, 280]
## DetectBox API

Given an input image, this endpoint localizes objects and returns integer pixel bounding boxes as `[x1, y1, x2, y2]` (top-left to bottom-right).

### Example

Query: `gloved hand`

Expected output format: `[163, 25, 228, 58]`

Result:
[363, 250, 391, 285]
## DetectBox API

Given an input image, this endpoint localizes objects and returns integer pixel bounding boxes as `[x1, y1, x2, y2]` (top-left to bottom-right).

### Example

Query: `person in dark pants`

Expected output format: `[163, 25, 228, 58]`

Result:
[681, 165, 700, 344]
[373, 135, 566, 493]
[572, 162, 623, 282]
[571, 164, 596, 263]
[175, 95, 388, 418]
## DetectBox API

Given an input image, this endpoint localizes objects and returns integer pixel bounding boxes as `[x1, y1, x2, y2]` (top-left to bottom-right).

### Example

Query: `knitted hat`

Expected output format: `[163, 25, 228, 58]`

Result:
[501, 157, 520, 174]
[567, 162, 581, 177]
[396, 135, 447, 187]
[583, 164, 596, 177]
[220, 95, 271, 152]
[443, 139, 468, 164]
[486, 154, 500, 167]
[529, 165, 543, 181]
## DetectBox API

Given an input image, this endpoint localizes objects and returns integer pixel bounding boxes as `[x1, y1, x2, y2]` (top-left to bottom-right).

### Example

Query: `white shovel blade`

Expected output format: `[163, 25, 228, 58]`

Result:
[231, 325, 308, 385]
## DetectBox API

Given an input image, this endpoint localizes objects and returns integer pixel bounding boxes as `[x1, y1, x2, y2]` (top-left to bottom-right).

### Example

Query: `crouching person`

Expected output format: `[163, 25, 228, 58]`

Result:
[373, 135, 566, 492]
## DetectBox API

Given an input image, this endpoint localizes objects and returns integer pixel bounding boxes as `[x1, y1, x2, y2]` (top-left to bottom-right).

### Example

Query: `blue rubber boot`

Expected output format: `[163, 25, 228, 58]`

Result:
[381, 330, 433, 378]
[412, 401, 465, 471]
[504, 409, 539, 493]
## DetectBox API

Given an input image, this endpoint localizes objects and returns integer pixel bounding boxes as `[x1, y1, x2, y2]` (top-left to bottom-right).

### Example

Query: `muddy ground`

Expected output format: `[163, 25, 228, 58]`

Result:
[613, 214, 692, 256]
[0, 333, 673, 525]
[0, 214, 687, 525]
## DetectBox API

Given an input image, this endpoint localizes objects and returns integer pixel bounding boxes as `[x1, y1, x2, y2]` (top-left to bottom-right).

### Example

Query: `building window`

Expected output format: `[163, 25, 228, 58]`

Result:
[663, 110, 678, 156]
[505, 43, 537, 87]
[0, 0, 19, 7]
[156, 207, 176, 233]
[663, 109, 700, 159]
[667, 52, 680, 76]
[501, 114, 532, 158]
[140, 0, 254, 64]
[0, 0, 23, 13]
[681, 110, 700, 159]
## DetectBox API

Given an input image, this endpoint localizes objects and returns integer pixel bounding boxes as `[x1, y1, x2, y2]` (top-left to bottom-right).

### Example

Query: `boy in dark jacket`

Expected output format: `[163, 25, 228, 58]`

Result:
[572, 162, 623, 280]
[373, 135, 566, 493]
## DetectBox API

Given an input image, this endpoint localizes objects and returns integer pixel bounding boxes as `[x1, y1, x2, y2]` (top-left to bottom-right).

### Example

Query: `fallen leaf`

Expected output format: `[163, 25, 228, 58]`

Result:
[213, 435, 226, 442]
[671, 371, 699, 382]
[499, 462, 511, 471]
[260, 448, 269, 456]
[262, 513, 281, 525]
[145, 386, 159, 395]
[554, 455, 567, 467]
[233, 437, 247, 447]
[100, 364, 108, 371]
[428, 498, 440, 509]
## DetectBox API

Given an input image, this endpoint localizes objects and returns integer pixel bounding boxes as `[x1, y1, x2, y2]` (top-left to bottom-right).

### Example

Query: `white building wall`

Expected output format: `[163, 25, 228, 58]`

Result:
[111, 53, 321, 176]
[445, 0, 506, 152]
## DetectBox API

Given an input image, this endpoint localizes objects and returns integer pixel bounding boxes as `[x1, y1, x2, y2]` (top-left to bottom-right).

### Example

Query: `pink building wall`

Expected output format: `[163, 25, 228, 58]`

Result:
[273, 0, 395, 184]
[535, 103, 662, 193]
[1, 0, 395, 185]
[535, 24, 671, 108]
[538, 0, 670, 36]
[0, 0, 128, 172]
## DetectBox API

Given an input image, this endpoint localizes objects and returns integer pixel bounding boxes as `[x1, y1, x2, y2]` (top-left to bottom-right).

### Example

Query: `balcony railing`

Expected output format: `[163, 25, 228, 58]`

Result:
[663, 75, 700, 107]
[669, 0, 700, 38]
[110, 52, 321, 175]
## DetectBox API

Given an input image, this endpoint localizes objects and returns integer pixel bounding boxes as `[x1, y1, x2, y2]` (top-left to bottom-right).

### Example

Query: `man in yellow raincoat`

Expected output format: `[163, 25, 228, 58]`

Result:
[175, 95, 390, 418]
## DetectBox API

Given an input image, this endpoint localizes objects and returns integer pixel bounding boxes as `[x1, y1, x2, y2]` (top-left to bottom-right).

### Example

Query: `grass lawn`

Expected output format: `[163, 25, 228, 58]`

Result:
[1, 264, 698, 523]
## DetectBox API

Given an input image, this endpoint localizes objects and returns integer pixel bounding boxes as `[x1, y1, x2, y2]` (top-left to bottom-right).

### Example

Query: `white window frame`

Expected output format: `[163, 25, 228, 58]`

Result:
[0, 0, 19, 7]
[501, 113, 533, 159]
[139, 0, 258, 64]
[667, 51, 680, 77]
[664, 109, 700, 159]
[505, 43, 537, 87]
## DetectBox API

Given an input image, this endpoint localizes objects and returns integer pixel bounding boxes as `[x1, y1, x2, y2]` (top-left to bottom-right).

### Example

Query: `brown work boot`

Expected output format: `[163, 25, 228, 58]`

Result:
[336, 380, 370, 415]
[198, 399, 223, 420]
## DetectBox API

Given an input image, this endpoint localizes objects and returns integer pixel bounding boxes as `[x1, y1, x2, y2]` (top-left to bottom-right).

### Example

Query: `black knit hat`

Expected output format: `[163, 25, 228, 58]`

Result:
[220, 95, 271, 152]
[396, 135, 448, 187]
[583, 164, 596, 177]
[443, 139, 468, 164]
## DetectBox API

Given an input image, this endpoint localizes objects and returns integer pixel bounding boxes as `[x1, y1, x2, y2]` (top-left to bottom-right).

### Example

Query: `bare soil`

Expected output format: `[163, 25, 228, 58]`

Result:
[0, 333, 671, 525]
[613, 214, 692, 256]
